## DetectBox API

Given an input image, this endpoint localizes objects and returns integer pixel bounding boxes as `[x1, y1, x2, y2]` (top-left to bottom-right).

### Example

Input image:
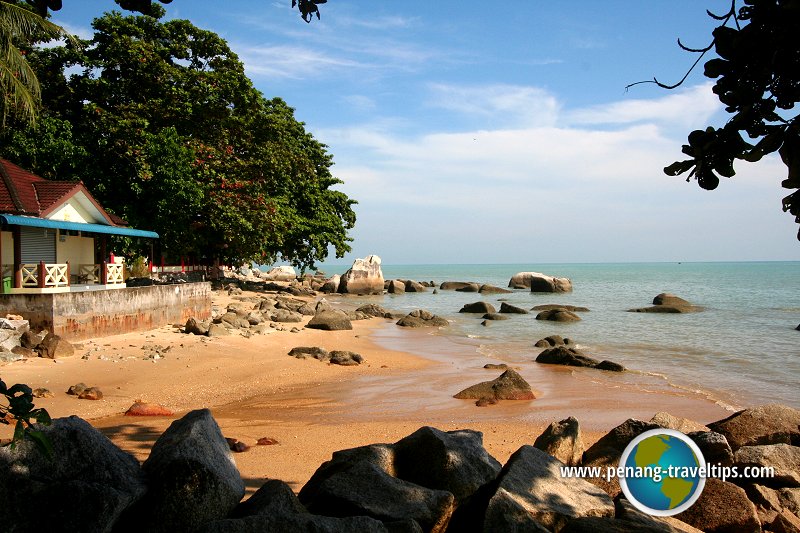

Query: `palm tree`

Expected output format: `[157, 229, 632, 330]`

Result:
[0, 1, 72, 127]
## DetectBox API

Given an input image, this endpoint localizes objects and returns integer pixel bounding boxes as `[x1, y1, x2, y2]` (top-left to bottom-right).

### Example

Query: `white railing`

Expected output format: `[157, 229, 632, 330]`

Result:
[21, 264, 39, 287]
[44, 264, 69, 287]
[77, 264, 101, 284]
[106, 263, 124, 285]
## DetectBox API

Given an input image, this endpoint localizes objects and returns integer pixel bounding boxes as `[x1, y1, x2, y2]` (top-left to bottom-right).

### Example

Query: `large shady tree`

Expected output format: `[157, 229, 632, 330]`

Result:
[638, 0, 800, 239]
[2, 8, 355, 268]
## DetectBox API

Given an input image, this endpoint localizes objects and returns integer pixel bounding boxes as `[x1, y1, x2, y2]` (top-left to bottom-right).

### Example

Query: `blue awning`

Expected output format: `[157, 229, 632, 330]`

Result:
[0, 214, 159, 239]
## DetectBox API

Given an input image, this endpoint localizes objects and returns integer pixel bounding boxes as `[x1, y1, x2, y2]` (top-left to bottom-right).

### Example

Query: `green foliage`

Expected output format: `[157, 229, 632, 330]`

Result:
[0, 10, 355, 269]
[126, 255, 150, 278]
[0, 377, 52, 456]
[659, 0, 800, 239]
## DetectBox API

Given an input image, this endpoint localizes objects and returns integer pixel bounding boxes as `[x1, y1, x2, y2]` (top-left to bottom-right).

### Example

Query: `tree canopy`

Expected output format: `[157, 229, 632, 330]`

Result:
[648, 0, 800, 240]
[0, 9, 355, 268]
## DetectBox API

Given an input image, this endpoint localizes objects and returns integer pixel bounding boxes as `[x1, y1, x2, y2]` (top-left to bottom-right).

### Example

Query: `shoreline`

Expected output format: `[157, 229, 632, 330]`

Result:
[1, 287, 737, 492]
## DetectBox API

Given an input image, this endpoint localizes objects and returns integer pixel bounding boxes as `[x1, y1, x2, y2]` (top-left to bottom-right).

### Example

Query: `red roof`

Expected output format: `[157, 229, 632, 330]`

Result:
[0, 158, 123, 225]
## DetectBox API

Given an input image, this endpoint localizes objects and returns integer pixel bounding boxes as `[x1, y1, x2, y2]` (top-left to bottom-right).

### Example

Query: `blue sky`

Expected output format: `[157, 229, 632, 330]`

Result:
[53, 1, 800, 264]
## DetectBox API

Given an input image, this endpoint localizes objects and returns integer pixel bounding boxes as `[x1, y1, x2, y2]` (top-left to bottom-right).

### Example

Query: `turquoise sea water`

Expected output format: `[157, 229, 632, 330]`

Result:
[318, 262, 799, 410]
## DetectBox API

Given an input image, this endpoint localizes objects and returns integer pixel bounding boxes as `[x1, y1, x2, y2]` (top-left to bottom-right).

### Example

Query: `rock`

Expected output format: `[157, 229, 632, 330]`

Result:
[138, 409, 245, 532]
[613, 496, 683, 532]
[207, 323, 230, 337]
[595, 360, 626, 372]
[125, 401, 173, 416]
[295, 304, 316, 316]
[508, 271, 573, 292]
[484, 363, 508, 370]
[628, 293, 702, 313]
[481, 446, 613, 531]
[707, 404, 800, 450]
[478, 284, 512, 294]
[687, 431, 734, 467]
[185, 317, 209, 335]
[455, 283, 481, 293]
[650, 412, 710, 434]
[11, 345, 36, 358]
[499, 302, 529, 314]
[78, 387, 103, 400]
[245, 312, 264, 325]
[536, 346, 600, 368]
[533, 416, 584, 466]
[270, 309, 303, 323]
[387, 279, 406, 294]
[67, 382, 88, 396]
[459, 301, 496, 314]
[257, 437, 279, 446]
[230, 478, 307, 518]
[778, 488, 800, 516]
[320, 274, 340, 293]
[315, 299, 332, 313]
[535, 308, 582, 321]
[301, 460, 454, 532]
[20, 329, 45, 349]
[37, 332, 74, 358]
[226, 438, 250, 453]
[307, 310, 354, 331]
[734, 444, 800, 487]
[32, 387, 53, 398]
[0, 349, 22, 363]
[396, 310, 448, 328]
[393, 426, 502, 504]
[330, 350, 364, 366]
[439, 281, 476, 290]
[454, 369, 536, 402]
[0, 415, 146, 532]
[357, 304, 392, 318]
[338, 255, 384, 295]
[405, 280, 427, 292]
[482, 313, 508, 321]
[531, 304, 590, 312]
[534, 335, 574, 348]
[264, 265, 296, 281]
[0, 318, 28, 334]
[581, 419, 661, 497]
[288, 346, 330, 361]
[674, 477, 760, 533]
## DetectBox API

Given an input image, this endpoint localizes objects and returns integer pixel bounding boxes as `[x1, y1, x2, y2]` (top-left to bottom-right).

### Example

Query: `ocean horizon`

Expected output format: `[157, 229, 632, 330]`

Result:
[307, 261, 799, 411]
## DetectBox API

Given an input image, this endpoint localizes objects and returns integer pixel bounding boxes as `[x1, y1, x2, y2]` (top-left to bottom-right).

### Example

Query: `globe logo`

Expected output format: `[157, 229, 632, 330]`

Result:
[619, 429, 706, 516]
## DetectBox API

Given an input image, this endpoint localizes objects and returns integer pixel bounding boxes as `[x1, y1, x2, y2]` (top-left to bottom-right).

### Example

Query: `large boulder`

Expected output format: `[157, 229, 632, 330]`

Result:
[338, 255, 384, 295]
[459, 301, 496, 314]
[263, 265, 296, 281]
[707, 404, 800, 450]
[674, 477, 761, 533]
[534, 335, 575, 348]
[439, 281, 477, 291]
[307, 310, 354, 331]
[650, 412, 710, 434]
[270, 309, 303, 323]
[185, 317, 209, 336]
[392, 427, 502, 504]
[136, 409, 245, 532]
[532, 304, 590, 312]
[0, 416, 146, 532]
[535, 308, 582, 322]
[396, 310, 448, 328]
[405, 280, 428, 293]
[387, 279, 405, 294]
[687, 431, 734, 468]
[499, 302, 529, 314]
[454, 369, 536, 403]
[536, 346, 625, 372]
[480, 446, 614, 531]
[508, 272, 573, 292]
[734, 444, 800, 487]
[320, 274, 340, 294]
[533, 416, 584, 467]
[36, 332, 75, 358]
[455, 283, 481, 293]
[478, 284, 512, 294]
[356, 304, 392, 318]
[628, 293, 702, 313]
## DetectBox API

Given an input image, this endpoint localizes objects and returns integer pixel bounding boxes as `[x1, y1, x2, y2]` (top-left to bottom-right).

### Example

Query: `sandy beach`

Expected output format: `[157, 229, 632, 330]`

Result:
[0, 285, 734, 494]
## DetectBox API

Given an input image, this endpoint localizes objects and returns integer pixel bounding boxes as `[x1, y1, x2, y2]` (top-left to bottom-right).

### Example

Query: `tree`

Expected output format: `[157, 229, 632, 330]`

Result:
[2, 8, 355, 269]
[638, 0, 800, 239]
[0, 0, 71, 127]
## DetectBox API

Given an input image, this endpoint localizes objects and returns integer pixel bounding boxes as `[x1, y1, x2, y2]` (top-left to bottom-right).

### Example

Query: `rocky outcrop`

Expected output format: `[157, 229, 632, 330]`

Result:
[674, 478, 761, 533]
[263, 266, 296, 281]
[356, 304, 393, 318]
[508, 272, 573, 292]
[459, 301, 496, 314]
[439, 281, 477, 290]
[650, 412, 710, 434]
[628, 293, 703, 313]
[707, 404, 800, 450]
[534, 335, 574, 348]
[533, 416, 584, 467]
[499, 302, 528, 314]
[137, 409, 245, 532]
[0, 416, 146, 532]
[687, 431, 735, 467]
[454, 369, 536, 404]
[338, 255, 384, 295]
[307, 310, 354, 331]
[37, 332, 75, 358]
[405, 280, 428, 292]
[455, 283, 481, 293]
[734, 444, 800, 486]
[479, 446, 613, 532]
[536, 346, 625, 372]
[185, 317, 209, 335]
[387, 279, 405, 294]
[319, 274, 340, 294]
[396, 310, 449, 328]
[535, 308, 582, 322]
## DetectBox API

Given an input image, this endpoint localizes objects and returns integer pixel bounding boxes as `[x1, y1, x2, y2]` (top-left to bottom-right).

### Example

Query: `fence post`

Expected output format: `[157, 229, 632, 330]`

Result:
[101, 261, 108, 285]
[66, 261, 71, 287]
[37, 261, 46, 288]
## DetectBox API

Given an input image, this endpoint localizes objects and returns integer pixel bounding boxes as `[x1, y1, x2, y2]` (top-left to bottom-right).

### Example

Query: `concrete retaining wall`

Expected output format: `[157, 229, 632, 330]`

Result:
[0, 283, 211, 340]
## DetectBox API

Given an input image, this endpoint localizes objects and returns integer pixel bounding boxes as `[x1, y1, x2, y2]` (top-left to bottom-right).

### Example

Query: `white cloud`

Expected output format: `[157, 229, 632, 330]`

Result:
[238, 45, 367, 79]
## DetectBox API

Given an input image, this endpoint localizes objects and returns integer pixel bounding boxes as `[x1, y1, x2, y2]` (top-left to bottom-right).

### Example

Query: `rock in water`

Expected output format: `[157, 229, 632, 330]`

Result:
[508, 272, 573, 292]
[535, 309, 582, 322]
[0, 416, 146, 532]
[459, 301, 496, 314]
[628, 292, 702, 313]
[396, 310, 449, 328]
[137, 409, 245, 532]
[454, 369, 536, 403]
[338, 255, 384, 295]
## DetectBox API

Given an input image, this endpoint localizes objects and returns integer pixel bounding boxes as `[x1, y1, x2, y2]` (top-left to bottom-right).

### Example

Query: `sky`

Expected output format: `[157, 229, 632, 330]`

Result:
[51, 1, 800, 265]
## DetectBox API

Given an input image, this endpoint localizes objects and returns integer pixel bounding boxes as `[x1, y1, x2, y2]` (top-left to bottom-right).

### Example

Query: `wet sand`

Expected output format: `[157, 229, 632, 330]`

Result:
[0, 287, 733, 494]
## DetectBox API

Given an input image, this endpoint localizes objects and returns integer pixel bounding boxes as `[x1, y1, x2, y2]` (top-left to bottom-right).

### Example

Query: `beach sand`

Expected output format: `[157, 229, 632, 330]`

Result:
[0, 287, 734, 494]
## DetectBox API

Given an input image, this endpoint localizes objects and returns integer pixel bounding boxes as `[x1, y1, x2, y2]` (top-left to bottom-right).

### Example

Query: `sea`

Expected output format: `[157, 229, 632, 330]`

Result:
[313, 262, 799, 411]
